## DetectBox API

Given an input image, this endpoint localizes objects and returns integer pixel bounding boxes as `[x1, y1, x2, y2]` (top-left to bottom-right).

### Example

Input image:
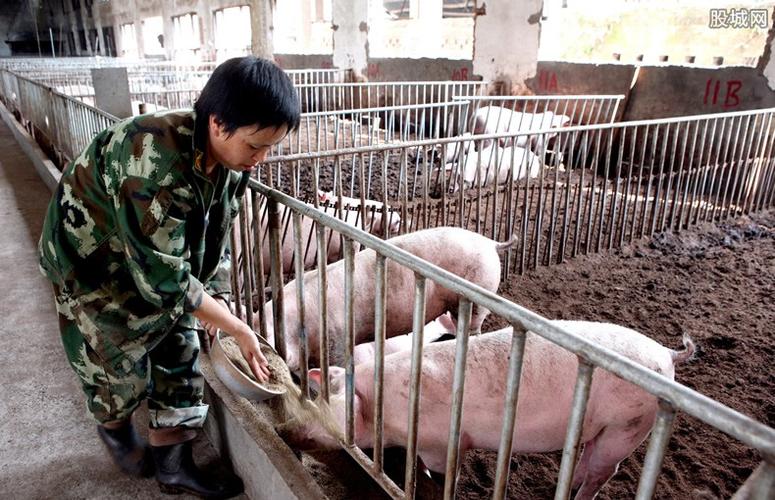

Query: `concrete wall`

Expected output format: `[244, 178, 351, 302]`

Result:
[533, 61, 775, 121]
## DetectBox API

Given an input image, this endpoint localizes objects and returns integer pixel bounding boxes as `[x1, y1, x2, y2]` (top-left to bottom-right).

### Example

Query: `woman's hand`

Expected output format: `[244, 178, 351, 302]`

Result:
[193, 294, 271, 383]
[232, 324, 272, 383]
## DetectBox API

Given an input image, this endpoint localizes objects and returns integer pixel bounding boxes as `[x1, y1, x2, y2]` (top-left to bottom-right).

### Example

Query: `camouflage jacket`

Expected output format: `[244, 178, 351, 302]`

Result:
[39, 110, 248, 361]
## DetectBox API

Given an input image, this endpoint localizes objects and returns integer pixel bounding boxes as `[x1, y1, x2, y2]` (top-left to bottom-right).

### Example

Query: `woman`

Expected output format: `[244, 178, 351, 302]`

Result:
[38, 56, 300, 498]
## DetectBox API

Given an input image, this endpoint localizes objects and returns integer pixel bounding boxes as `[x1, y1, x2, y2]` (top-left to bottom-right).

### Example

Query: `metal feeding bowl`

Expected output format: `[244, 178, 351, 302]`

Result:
[211, 330, 287, 401]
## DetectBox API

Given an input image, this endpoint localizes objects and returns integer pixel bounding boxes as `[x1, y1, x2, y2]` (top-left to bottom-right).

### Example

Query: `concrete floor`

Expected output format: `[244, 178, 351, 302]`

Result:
[0, 118, 245, 499]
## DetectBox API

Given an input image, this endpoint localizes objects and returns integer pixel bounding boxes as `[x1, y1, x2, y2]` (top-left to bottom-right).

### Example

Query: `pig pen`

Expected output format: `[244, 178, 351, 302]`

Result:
[282, 209, 774, 499]
[222, 106, 775, 499]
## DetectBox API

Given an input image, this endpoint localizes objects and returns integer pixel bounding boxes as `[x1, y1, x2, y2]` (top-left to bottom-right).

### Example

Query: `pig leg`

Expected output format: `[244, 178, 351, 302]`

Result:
[572, 418, 654, 500]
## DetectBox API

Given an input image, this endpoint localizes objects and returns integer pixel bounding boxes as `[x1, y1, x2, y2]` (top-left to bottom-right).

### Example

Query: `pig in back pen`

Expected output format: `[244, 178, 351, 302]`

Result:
[231, 106, 775, 499]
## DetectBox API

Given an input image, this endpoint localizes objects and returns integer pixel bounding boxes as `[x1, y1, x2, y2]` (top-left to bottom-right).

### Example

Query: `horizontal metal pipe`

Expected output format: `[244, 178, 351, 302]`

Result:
[262, 108, 775, 165]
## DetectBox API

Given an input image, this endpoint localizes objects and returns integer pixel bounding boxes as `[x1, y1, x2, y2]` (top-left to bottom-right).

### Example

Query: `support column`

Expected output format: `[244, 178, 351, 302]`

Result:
[332, 0, 369, 74]
[473, 0, 543, 94]
[198, 0, 215, 61]
[79, 0, 94, 55]
[67, 1, 81, 56]
[92, 1, 106, 56]
[161, 0, 175, 60]
[134, 2, 145, 59]
[250, 0, 274, 59]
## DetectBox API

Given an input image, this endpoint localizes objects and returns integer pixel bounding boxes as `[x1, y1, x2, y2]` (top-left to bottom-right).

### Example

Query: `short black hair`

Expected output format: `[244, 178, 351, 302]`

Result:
[194, 56, 300, 137]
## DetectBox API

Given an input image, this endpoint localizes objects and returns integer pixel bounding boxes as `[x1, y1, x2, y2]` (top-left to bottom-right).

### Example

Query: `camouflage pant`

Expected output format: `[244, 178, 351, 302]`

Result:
[53, 285, 208, 428]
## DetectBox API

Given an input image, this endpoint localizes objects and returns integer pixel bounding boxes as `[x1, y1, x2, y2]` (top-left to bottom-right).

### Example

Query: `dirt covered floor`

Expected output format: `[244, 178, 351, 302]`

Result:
[300, 210, 774, 499]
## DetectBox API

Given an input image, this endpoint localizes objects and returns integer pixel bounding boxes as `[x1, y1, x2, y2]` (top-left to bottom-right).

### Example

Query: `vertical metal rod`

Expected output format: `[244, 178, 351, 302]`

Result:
[649, 122, 672, 236]
[753, 113, 775, 211]
[707, 115, 739, 222]
[690, 117, 718, 225]
[727, 114, 760, 218]
[667, 122, 691, 232]
[251, 190, 268, 343]
[491, 324, 529, 500]
[292, 211, 309, 398]
[229, 226, 241, 319]
[751, 113, 775, 212]
[607, 126, 626, 249]
[267, 198, 287, 361]
[403, 275, 427, 499]
[678, 120, 703, 231]
[558, 130, 577, 263]
[595, 127, 614, 252]
[741, 113, 771, 213]
[554, 360, 594, 500]
[442, 299, 473, 500]
[372, 255, 388, 474]
[639, 122, 660, 239]
[634, 401, 676, 500]
[343, 237, 356, 446]
[239, 200, 254, 329]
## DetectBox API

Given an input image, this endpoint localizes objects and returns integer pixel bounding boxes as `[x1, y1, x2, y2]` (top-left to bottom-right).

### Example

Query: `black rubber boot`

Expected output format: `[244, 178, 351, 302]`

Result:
[96, 423, 153, 477]
[152, 441, 244, 499]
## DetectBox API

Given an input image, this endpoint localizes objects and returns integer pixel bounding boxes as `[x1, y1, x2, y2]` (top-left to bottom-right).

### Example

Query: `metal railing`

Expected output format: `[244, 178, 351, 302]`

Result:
[238, 178, 775, 499]
[294, 80, 488, 113]
[256, 106, 775, 278]
[0, 69, 118, 163]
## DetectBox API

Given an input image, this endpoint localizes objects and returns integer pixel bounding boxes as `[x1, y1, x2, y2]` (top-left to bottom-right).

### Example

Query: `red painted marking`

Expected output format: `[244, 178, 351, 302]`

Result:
[367, 63, 381, 78]
[704, 78, 743, 108]
[723, 80, 742, 108]
[538, 70, 558, 92]
[452, 67, 469, 81]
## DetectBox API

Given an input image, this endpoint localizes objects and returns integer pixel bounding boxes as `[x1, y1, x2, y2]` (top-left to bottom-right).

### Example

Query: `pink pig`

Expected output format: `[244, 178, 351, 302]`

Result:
[280, 321, 695, 500]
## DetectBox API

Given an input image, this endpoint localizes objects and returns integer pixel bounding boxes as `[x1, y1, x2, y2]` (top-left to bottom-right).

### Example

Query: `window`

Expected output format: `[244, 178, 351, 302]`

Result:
[173, 12, 201, 59]
[213, 5, 252, 60]
[443, 0, 476, 18]
[383, 0, 410, 20]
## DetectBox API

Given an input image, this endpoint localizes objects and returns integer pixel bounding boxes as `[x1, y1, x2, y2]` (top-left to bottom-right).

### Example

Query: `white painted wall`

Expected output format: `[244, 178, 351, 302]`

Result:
[332, 0, 369, 73]
[473, 0, 543, 92]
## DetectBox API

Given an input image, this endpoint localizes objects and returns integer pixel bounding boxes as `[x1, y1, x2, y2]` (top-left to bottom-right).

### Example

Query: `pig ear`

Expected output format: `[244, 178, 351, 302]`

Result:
[307, 367, 346, 394]
[308, 369, 323, 389]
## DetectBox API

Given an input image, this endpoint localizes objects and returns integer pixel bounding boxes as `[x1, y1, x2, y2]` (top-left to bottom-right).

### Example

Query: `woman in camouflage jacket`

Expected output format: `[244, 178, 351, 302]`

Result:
[38, 56, 300, 498]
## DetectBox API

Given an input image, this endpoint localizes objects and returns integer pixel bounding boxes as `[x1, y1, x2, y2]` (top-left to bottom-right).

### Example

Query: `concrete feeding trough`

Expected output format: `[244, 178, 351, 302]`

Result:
[211, 331, 287, 401]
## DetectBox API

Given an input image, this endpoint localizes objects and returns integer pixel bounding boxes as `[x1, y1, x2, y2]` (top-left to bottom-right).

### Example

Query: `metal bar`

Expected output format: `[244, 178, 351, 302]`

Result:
[404, 275, 427, 499]
[492, 324, 529, 500]
[267, 198, 287, 360]
[292, 211, 309, 399]
[343, 237, 356, 446]
[442, 299, 473, 500]
[635, 401, 676, 500]
[372, 254, 388, 474]
[554, 360, 595, 500]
